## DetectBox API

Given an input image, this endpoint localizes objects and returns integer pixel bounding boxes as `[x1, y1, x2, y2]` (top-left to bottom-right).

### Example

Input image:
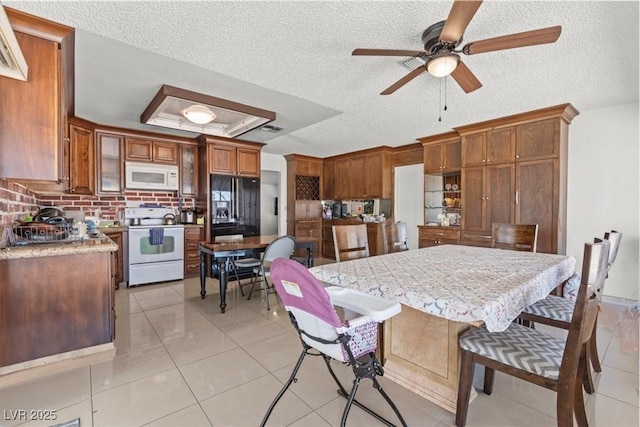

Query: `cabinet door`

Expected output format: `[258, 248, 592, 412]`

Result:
[516, 119, 559, 161]
[0, 33, 61, 181]
[461, 133, 486, 167]
[365, 153, 383, 198]
[307, 202, 322, 220]
[443, 141, 461, 171]
[208, 144, 236, 175]
[323, 161, 336, 200]
[125, 138, 153, 162]
[96, 133, 123, 193]
[461, 166, 486, 231]
[486, 163, 515, 227]
[237, 148, 261, 176]
[335, 159, 351, 199]
[181, 146, 197, 195]
[423, 144, 443, 173]
[294, 159, 322, 176]
[350, 156, 366, 198]
[153, 141, 178, 164]
[68, 124, 95, 195]
[486, 128, 515, 164]
[516, 159, 558, 254]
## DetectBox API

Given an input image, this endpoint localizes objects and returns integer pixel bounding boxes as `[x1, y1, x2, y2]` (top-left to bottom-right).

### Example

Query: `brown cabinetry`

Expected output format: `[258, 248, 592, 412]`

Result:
[462, 128, 515, 167]
[322, 219, 389, 259]
[125, 138, 178, 164]
[96, 132, 124, 193]
[454, 104, 578, 254]
[184, 226, 204, 278]
[420, 133, 461, 174]
[418, 226, 460, 248]
[103, 230, 124, 289]
[286, 155, 323, 257]
[328, 148, 392, 199]
[180, 145, 198, 196]
[67, 120, 95, 195]
[202, 138, 261, 177]
[0, 10, 74, 188]
[323, 161, 336, 200]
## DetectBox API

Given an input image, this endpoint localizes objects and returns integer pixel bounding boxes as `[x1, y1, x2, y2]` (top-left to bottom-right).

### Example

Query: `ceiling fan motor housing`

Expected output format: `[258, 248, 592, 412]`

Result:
[422, 21, 462, 53]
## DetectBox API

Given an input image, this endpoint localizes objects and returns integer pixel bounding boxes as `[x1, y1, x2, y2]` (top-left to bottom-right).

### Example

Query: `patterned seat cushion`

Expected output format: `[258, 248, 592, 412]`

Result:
[459, 323, 565, 379]
[522, 294, 574, 322]
[342, 321, 378, 360]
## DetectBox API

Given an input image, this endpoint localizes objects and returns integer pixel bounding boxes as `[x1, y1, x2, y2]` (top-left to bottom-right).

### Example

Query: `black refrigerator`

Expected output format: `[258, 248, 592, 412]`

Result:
[210, 174, 260, 240]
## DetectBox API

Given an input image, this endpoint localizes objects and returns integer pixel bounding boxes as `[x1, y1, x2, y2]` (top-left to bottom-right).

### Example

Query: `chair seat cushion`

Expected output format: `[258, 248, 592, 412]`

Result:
[522, 295, 574, 322]
[234, 258, 261, 268]
[459, 323, 565, 380]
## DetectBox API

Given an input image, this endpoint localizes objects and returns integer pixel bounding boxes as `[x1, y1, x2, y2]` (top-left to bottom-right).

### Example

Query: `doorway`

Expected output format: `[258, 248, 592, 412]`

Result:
[260, 170, 280, 235]
[394, 164, 424, 250]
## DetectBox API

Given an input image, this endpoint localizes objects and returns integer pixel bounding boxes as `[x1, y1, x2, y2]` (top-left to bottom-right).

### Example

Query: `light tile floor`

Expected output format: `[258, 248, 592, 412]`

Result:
[1, 264, 638, 427]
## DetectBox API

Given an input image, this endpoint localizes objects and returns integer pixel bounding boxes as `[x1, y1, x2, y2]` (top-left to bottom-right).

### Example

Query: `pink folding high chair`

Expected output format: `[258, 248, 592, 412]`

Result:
[261, 258, 407, 427]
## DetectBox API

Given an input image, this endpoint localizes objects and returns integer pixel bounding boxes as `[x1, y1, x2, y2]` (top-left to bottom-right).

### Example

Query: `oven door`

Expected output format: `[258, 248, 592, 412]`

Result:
[129, 226, 184, 264]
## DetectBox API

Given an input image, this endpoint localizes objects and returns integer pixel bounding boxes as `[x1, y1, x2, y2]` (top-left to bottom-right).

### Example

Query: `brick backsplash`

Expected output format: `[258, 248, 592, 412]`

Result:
[0, 178, 195, 225]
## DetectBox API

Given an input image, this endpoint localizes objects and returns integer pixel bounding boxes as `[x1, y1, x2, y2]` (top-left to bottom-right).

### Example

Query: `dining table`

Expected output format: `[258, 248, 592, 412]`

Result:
[309, 244, 576, 413]
[199, 234, 316, 313]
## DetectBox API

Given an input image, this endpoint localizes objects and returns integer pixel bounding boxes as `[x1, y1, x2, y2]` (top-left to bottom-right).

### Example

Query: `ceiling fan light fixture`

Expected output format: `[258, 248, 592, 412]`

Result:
[426, 53, 460, 77]
[182, 104, 216, 124]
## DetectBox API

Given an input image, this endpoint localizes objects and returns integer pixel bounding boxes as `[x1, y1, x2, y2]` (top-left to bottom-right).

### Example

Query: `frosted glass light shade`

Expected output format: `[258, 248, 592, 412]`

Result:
[183, 105, 215, 124]
[426, 54, 459, 77]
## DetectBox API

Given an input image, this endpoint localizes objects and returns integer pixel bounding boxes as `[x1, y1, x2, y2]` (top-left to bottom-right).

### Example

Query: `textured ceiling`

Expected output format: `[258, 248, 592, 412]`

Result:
[5, 1, 639, 158]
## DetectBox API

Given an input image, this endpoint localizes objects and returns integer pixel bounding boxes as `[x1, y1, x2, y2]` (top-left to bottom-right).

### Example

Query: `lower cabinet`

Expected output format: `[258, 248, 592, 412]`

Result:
[418, 226, 460, 248]
[184, 226, 204, 278]
[103, 230, 124, 290]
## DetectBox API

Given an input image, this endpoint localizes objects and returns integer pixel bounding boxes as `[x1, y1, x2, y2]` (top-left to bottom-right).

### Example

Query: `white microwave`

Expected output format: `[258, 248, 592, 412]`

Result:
[125, 161, 179, 191]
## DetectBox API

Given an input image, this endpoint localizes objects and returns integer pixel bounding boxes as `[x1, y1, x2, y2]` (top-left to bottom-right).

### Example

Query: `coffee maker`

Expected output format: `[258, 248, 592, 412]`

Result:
[332, 203, 348, 218]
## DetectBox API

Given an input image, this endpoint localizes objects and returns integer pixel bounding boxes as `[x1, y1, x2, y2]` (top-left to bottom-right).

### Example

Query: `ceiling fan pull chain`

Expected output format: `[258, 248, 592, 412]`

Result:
[444, 76, 448, 111]
[438, 78, 443, 122]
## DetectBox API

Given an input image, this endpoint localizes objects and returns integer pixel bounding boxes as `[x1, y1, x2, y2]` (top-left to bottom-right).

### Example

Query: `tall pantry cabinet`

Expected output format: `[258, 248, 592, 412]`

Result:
[455, 104, 579, 254]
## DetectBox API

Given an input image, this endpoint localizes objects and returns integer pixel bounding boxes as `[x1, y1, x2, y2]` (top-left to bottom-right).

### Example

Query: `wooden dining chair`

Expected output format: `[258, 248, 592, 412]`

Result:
[332, 224, 370, 262]
[519, 230, 623, 394]
[455, 238, 609, 427]
[491, 223, 538, 252]
[386, 221, 409, 253]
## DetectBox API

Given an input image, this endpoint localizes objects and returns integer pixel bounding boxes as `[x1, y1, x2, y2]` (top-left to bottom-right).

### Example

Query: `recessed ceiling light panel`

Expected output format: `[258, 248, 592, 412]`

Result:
[141, 85, 276, 138]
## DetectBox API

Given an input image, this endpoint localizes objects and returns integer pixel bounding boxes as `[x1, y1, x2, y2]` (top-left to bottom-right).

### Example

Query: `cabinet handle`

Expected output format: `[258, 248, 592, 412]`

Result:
[486, 158, 490, 163]
[482, 159, 486, 163]
[515, 191, 519, 204]
[486, 196, 490, 200]
[516, 155, 520, 159]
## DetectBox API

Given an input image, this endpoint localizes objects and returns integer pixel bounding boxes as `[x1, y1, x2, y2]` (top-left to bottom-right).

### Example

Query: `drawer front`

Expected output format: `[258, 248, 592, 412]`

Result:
[295, 228, 321, 238]
[185, 227, 204, 240]
[184, 263, 201, 277]
[185, 241, 200, 251]
[296, 221, 321, 231]
[185, 251, 200, 262]
[419, 238, 459, 248]
[419, 227, 461, 240]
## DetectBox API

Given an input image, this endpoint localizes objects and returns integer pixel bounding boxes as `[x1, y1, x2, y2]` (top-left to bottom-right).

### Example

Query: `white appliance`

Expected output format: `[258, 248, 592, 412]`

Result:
[125, 207, 184, 286]
[125, 161, 179, 191]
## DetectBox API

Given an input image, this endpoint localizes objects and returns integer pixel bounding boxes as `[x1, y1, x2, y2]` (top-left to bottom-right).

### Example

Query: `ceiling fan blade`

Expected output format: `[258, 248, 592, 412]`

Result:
[450, 61, 482, 93]
[352, 48, 424, 57]
[463, 26, 562, 55]
[440, 0, 483, 43]
[381, 67, 426, 95]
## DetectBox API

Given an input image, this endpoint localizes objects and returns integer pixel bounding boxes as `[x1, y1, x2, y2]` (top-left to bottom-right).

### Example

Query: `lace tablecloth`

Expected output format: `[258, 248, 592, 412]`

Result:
[309, 245, 576, 332]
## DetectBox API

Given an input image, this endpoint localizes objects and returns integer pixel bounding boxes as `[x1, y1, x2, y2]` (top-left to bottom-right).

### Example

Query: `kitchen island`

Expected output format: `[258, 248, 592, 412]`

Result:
[0, 234, 118, 388]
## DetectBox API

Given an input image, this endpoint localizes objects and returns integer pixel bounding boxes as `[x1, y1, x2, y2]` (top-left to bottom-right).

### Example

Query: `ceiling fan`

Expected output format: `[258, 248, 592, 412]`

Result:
[353, 0, 561, 95]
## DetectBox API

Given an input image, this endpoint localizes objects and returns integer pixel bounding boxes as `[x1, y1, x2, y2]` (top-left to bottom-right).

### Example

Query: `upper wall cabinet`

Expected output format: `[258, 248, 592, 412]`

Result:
[198, 135, 264, 177]
[96, 131, 124, 194]
[419, 133, 461, 174]
[125, 138, 178, 164]
[180, 145, 198, 196]
[461, 127, 515, 167]
[67, 118, 95, 195]
[515, 119, 560, 161]
[0, 9, 74, 187]
[327, 148, 393, 200]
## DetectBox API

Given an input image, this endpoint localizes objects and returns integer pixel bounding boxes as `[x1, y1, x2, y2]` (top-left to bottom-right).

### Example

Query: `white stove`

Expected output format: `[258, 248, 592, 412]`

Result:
[125, 208, 184, 286]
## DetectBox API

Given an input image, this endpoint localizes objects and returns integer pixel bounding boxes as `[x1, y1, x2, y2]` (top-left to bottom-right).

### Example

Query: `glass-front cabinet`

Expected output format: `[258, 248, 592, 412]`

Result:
[181, 145, 197, 196]
[424, 173, 461, 226]
[96, 132, 124, 193]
